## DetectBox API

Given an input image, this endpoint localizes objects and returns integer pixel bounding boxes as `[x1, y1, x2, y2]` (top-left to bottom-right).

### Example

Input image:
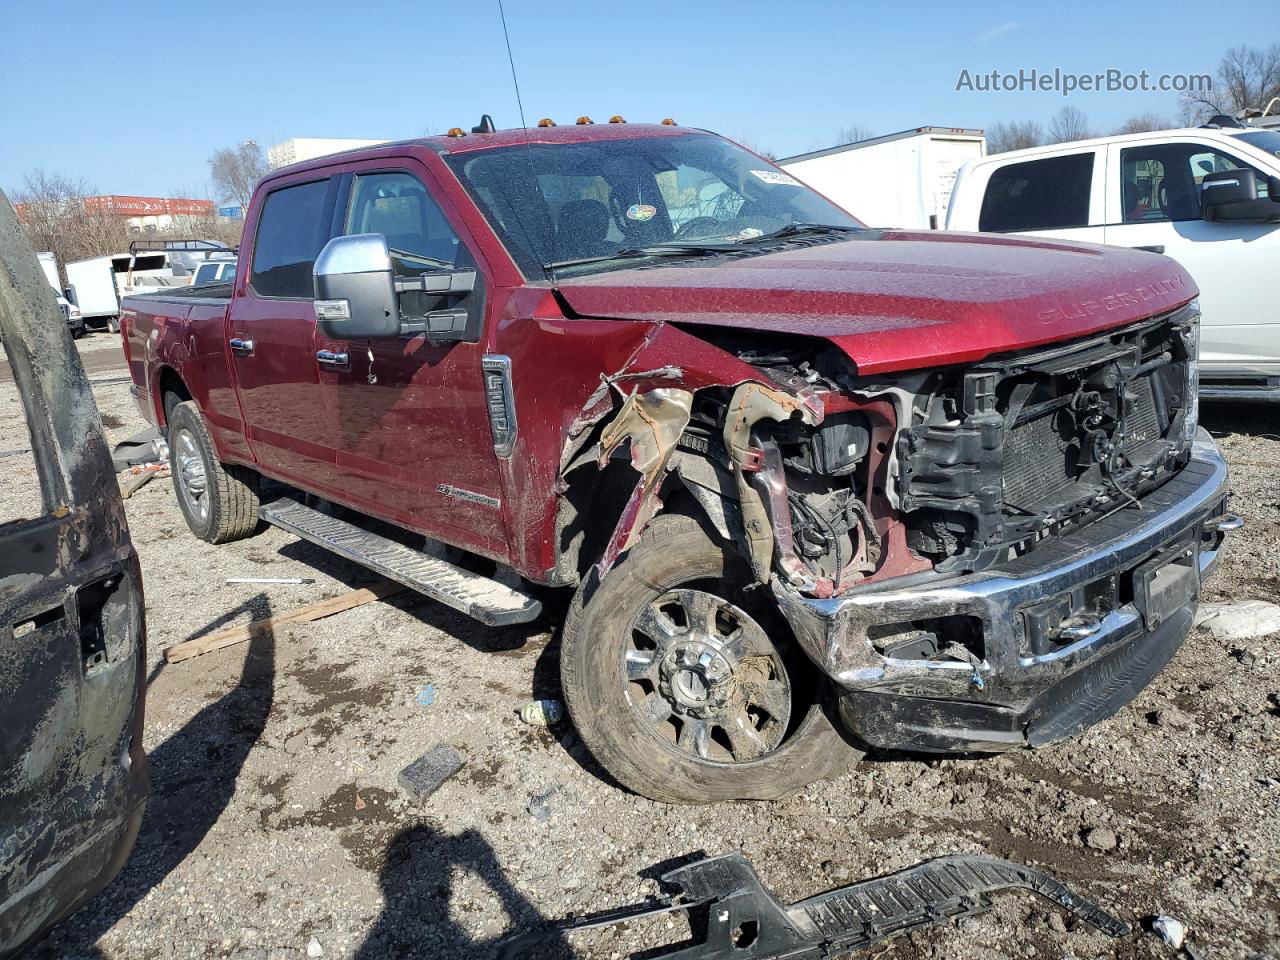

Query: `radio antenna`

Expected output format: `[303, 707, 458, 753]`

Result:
[496, 0, 557, 285]
[497, 0, 528, 133]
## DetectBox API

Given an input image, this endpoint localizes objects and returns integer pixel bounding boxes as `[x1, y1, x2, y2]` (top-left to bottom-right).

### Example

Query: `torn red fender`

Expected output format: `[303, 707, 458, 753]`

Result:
[594, 386, 693, 576]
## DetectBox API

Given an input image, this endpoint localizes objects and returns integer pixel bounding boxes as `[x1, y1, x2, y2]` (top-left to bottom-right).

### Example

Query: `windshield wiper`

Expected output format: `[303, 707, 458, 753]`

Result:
[735, 222, 864, 244]
[548, 242, 745, 270]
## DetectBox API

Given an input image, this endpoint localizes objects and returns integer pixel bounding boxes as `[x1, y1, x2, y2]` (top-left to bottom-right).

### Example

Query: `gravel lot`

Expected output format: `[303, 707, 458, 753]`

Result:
[4, 333, 1278, 959]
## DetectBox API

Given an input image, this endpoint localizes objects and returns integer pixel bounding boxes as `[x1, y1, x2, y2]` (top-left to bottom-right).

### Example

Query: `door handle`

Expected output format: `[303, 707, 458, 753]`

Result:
[1134, 245, 1165, 254]
[316, 349, 350, 370]
[229, 337, 254, 355]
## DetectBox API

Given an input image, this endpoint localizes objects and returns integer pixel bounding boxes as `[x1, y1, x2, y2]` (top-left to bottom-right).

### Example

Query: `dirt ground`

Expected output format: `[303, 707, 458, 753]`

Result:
[3, 332, 1277, 960]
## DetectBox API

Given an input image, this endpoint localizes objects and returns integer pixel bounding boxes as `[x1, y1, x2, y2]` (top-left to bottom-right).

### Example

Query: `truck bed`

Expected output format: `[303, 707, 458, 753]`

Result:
[123, 281, 232, 306]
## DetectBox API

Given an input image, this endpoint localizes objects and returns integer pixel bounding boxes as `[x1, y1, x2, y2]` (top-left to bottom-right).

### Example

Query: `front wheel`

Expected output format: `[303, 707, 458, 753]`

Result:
[561, 514, 860, 803]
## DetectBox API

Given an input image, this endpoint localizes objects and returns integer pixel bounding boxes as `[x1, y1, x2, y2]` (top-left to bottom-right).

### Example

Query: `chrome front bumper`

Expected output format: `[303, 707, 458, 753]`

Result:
[774, 429, 1235, 752]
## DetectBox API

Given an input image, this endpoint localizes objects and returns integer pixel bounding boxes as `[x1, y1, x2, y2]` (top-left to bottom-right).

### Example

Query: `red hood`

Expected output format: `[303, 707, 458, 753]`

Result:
[554, 231, 1197, 374]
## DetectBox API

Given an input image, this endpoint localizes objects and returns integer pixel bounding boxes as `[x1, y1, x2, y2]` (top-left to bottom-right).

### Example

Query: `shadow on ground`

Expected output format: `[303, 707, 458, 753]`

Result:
[354, 825, 573, 959]
[31, 597, 277, 958]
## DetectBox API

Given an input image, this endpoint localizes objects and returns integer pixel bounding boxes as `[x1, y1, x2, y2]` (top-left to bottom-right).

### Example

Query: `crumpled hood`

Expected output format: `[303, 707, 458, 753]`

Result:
[554, 231, 1197, 374]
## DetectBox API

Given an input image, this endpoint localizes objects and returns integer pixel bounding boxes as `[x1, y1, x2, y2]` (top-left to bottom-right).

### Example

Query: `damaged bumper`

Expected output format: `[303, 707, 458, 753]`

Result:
[775, 429, 1234, 753]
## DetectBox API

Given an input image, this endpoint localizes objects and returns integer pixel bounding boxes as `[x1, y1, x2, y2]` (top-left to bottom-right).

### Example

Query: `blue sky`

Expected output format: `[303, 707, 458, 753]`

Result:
[2, 0, 1271, 199]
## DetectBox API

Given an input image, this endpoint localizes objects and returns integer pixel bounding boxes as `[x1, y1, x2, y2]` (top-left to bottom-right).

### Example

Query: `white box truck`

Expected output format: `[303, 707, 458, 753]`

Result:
[778, 127, 986, 229]
[37, 252, 85, 338]
[66, 254, 127, 331]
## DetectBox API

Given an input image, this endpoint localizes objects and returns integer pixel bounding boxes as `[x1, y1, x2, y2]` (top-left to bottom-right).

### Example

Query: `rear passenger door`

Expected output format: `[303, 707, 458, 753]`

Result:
[975, 149, 1106, 244]
[229, 175, 344, 489]
[319, 162, 510, 558]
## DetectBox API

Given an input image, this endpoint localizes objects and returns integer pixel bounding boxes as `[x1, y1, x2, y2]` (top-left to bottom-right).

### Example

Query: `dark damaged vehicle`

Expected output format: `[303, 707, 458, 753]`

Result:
[120, 118, 1236, 802]
[1, 195, 147, 956]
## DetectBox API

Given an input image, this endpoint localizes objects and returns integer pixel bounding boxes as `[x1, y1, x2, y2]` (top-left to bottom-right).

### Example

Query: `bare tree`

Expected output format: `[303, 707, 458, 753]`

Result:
[1047, 106, 1094, 144]
[1181, 43, 1280, 123]
[12, 171, 129, 280]
[986, 120, 1045, 154]
[1112, 112, 1172, 135]
[835, 123, 873, 145]
[208, 141, 267, 211]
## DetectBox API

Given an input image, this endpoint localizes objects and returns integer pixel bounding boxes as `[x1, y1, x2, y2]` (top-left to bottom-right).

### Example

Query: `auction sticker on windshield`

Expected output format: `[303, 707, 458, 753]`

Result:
[626, 204, 657, 221]
[750, 169, 801, 186]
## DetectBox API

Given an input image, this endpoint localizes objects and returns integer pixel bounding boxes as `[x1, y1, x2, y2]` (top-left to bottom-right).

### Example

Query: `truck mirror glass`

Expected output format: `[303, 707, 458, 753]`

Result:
[313, 233, 401, 338]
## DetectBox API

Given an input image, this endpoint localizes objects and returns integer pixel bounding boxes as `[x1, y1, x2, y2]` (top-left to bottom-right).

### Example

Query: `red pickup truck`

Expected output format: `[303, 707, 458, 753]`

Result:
[121, 118, 1236, 803]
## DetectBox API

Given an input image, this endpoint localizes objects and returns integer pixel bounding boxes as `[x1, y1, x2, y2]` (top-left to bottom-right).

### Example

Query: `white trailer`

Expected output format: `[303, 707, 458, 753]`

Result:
[66, 254, 128, 327]
[778, 127, 986, 229]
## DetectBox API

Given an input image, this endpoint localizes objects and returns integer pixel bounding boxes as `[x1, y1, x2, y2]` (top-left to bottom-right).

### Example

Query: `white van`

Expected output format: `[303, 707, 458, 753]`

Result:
[947, 126, 1280, 400]
[66, 250, 187, 330]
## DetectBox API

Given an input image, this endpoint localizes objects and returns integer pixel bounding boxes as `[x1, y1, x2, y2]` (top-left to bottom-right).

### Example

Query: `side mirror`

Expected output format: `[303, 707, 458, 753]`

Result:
[1201, 168, 1280, 223]
[313, 234, 400, 338]
[313, 233, 482, 341]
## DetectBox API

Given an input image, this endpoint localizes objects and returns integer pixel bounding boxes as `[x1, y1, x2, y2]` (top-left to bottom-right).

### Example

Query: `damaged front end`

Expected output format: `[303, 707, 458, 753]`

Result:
[562, 301, 1236, 756]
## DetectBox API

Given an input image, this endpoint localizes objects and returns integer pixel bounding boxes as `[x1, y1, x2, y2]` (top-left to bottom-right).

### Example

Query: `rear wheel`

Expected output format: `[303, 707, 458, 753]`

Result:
[561, 514, 860, 803]
[168, 401, 260, 544]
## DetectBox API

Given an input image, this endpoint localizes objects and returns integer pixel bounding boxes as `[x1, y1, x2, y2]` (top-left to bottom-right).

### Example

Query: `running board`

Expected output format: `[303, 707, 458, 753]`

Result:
[258, 498, 541, 626]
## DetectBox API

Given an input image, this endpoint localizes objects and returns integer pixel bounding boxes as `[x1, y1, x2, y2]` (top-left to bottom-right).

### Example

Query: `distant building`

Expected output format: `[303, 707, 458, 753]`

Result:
[16, 195, 216, 233]
[268, 137, 389, 170]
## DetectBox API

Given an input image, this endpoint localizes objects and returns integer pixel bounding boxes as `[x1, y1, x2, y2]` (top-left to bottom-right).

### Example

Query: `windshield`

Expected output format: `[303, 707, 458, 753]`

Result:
[445, 133, 861, 277]
[1234, 130, 1280, 161]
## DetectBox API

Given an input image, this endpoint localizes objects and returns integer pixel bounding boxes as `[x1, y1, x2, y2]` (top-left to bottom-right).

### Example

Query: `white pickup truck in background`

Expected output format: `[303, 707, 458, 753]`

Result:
[946, 125, 1280, 401]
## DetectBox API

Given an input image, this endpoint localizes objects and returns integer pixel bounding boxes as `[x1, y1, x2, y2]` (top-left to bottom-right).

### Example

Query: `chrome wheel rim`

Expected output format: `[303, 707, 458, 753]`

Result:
[173, 429, 209, 523]
[624, 588, 792, 764]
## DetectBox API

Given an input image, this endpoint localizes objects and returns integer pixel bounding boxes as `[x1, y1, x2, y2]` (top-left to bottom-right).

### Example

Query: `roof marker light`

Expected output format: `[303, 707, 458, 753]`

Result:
[447, 127, 465, 137]
[660, 118, 677, 126]
[609, 115, 626, 123]
[537, 118, 556, 127]
[576, 116, 594, 125]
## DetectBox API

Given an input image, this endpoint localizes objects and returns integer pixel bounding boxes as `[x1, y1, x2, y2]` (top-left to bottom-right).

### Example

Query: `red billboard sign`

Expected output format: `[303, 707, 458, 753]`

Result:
[82, 196, 215, 217]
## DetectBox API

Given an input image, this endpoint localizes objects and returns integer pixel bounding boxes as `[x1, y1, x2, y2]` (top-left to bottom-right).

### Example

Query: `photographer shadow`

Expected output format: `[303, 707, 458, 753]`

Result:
[355, 824, 573, 959]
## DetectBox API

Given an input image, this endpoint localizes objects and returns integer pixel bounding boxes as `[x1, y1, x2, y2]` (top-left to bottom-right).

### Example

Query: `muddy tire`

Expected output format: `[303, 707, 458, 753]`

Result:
[168, 401, 260, 544]
[561, 514, 860, 803]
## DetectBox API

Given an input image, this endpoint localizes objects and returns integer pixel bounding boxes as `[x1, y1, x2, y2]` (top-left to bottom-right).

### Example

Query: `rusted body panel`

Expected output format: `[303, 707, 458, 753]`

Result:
[0, 193, 147, 957]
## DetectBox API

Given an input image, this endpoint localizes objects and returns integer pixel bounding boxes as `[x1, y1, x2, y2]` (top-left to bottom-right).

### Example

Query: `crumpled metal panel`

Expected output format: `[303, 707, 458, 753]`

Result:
[0, 191, 147, 958]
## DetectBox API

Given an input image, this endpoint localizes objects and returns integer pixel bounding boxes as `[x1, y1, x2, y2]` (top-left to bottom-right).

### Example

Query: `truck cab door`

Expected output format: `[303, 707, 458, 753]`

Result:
[1103, 138, 1280, 381]
[969, 148, 1106, 243]
[229, 175, 345, 489]
[316, 163, 510, 560]
[1, 198, 147, 955]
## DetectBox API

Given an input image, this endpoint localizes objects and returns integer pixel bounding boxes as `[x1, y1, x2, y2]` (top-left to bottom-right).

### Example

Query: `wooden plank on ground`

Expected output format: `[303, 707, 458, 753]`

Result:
[164, 580, 404, 663]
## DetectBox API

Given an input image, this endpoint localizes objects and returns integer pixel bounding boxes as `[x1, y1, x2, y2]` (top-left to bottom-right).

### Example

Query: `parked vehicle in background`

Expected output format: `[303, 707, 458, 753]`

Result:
[67, 243, 214, 331]
[191, 257, 237, 286]
[37, 251, 84, 338]
[122, 119, 1233, 804]
[0, 193, 148, 958]
[778, 127, 986, 229]
[130, 239, 233, 282]
[947, 126, 1280, 400]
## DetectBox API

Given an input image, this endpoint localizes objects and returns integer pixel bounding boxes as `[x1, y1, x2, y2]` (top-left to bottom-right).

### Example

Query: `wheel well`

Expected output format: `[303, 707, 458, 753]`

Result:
[157, 368, 191, 429]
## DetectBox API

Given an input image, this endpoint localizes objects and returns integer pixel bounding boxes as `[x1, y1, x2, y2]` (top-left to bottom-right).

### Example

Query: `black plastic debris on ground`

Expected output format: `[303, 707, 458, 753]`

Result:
[397, 744, 465, 800]
[498, 851, 1131, 958]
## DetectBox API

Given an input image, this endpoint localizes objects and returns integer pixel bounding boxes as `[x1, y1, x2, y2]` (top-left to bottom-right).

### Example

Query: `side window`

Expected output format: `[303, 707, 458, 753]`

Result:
[193, 263, 218, 285]
[978, 154, 1094, 232]
[346, 172, 460, 274]
[250, 179, 332, 298]
[1120, 144, 1268, 224]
